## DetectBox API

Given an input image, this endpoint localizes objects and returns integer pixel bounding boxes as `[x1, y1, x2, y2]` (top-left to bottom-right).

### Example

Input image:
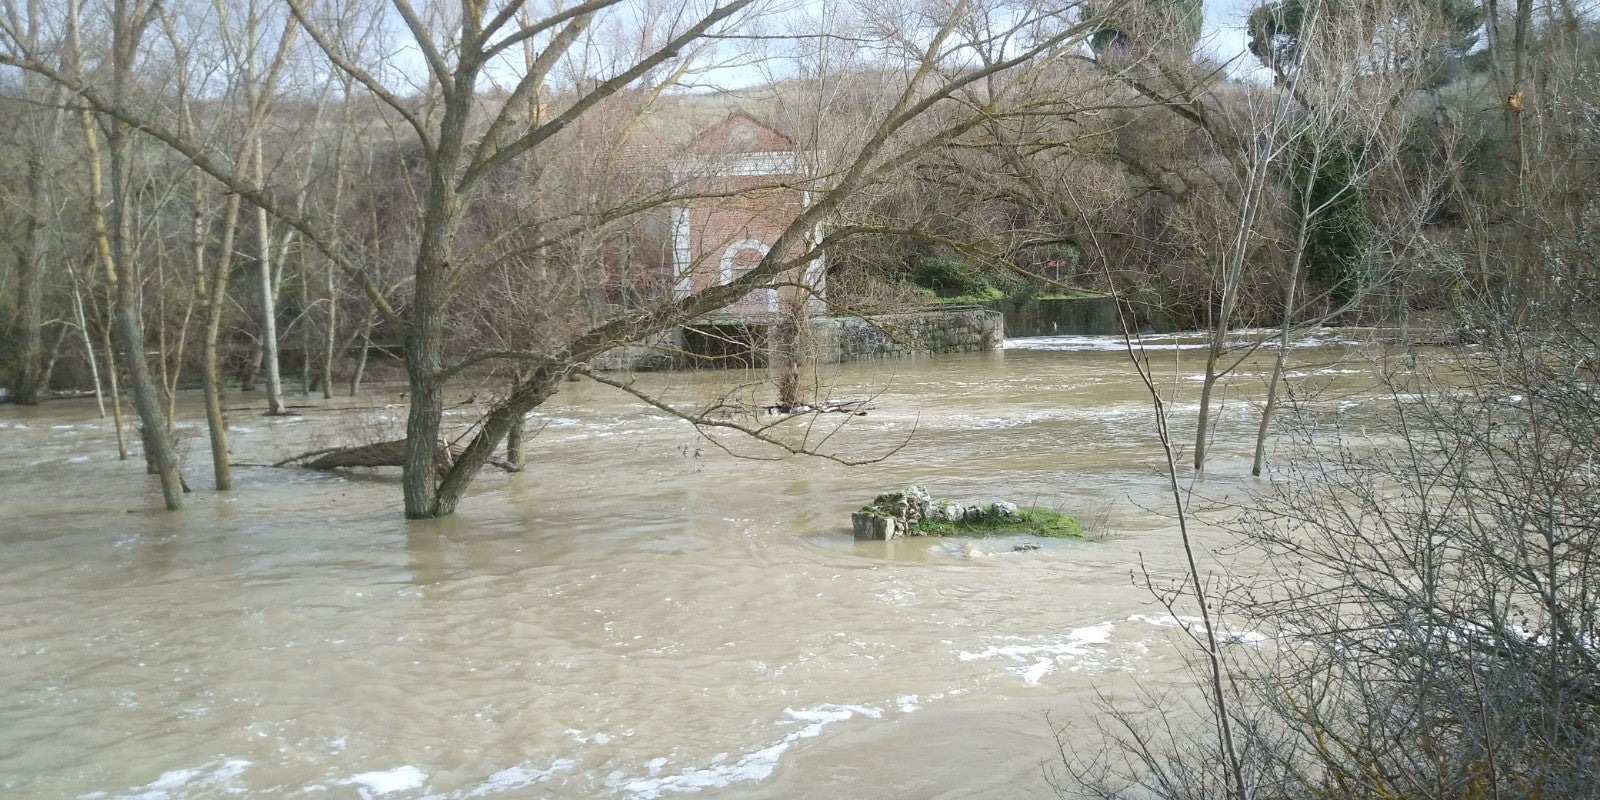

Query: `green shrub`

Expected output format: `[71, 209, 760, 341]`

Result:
[1290, 134, 1370, 305]
[909, 256, 994, 298]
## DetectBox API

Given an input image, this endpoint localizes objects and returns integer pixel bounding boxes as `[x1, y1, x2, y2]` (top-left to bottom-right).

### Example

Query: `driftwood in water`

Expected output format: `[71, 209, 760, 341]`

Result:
[277, 439, 520, 475]
[759, 397, 873, 416]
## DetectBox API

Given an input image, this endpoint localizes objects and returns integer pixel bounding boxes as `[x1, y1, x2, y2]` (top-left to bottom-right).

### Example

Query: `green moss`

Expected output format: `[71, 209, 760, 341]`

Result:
[932, 285, 1005, 304]
[909, 506, 1084, 538]
[909, 256, 990, 297]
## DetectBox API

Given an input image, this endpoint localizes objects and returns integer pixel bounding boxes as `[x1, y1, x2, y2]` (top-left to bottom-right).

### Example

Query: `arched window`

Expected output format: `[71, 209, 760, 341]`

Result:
[719, 239, 776, 313]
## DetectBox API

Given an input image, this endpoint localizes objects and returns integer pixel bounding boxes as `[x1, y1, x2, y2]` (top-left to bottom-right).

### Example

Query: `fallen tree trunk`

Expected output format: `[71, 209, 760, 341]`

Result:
[278, 439, 520, 476]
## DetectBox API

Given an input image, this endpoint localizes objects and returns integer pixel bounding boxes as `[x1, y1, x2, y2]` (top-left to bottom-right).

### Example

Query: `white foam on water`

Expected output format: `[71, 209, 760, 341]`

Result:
[453, 760, 574, 798]
[930, 408, 1080, 430]
[93, 759, 251, 800]
[340, 766, 427, 796]
[783, 703, 881, 725]
[1006, 330, 1364, 353]
[565, 729, 612, 745]
[1127, 613, 1268, 645]
[607, 703, 888, 798]
[958, 622, 1117, 686]
[1004, 336, 1136, 352]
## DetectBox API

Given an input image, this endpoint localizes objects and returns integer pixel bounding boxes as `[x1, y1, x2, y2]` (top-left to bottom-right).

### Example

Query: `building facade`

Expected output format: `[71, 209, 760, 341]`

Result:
[667, 112, 825, 317]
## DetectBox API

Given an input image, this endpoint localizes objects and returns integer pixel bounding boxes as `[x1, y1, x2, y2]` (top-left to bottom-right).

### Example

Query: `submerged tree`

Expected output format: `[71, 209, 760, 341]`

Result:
[2, 0, 1104, 516]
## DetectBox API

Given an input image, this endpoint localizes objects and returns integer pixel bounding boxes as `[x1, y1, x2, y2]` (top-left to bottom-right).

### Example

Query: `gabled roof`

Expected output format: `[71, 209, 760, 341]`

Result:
[692, 109, 795, 154]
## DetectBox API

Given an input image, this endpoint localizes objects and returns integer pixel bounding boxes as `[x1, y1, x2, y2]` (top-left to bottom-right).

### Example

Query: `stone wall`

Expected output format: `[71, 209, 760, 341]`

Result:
[808, 308, 1002, 362]
[987, 296, 1119, 337]
[586, 331, 687, 371]
[589, 308, 1003, 371]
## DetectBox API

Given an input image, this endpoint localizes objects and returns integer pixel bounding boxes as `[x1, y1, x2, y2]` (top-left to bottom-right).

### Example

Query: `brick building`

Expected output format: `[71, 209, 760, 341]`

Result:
[666, 112, 825, 317]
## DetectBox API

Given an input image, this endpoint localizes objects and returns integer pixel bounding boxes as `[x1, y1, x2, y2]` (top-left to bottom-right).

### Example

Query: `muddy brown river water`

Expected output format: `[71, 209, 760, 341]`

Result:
[0, 333, 1385, 799]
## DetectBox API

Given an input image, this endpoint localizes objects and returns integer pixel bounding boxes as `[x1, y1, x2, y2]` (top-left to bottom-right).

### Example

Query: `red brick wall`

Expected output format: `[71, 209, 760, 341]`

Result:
[676, 114, 814, 316]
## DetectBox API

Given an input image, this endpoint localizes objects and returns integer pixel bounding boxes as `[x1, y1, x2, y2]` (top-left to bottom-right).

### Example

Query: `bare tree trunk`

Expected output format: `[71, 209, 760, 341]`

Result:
[185, 122, 229, 487]
[110, 141, 185, 508]
[38, 323, 68, 396]
[322, 86, 352, 402]
[228, 0, 286, 417]
[402, 269, 448, 518]
[69, 269, 107, 418]
[1192, 346, 1221, 470]
[201, 326, 231, 489]
[1192, 81, 1302, 472]
[169, 0, 300, 484]
[1251, 257, 1303, 477]
[1251, 139, 1326, 477]
[11, 184, 47, 404]
[299, 249, 313, 395]
[164, 0, 296, 490]
[100, 302, 128, 459]
[505, 412, 525, 468]
[254, 148, 286, 415]
[1193, 142, 1276, 471]
[240, 343, 260, 391]
[74, 0, 184, 509]
[156, 237, 171, 425]
[501, 366, 527, 468]
[202, 194, 244, 490]
[8, 73, 63, 405]
[349, 312, 373, 396]
[400, 94, 473, 517]
[155, 234, 195, 432]
[321, 254, 336, 399]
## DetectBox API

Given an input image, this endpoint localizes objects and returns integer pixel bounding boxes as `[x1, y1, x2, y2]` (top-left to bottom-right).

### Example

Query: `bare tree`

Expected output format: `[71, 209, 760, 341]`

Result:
[2, 4, 66, 405]
[59, 0, 188, 507]
[4, 0, 1103, 516]
[1054, 5, 1600, 797]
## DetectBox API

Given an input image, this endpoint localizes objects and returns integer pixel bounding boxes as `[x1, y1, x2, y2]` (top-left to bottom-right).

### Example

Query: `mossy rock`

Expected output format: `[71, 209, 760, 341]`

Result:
[908, 505, 1083, 539]
[852, 485, 1083, 541]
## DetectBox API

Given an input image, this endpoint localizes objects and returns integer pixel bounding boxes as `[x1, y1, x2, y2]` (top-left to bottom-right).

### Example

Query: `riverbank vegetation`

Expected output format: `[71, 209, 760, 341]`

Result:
[1040, 2, 1600, 797]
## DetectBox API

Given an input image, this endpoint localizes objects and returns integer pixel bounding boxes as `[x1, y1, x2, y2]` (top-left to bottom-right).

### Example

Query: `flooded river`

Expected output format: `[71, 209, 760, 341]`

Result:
[0, 333, 1381, 798]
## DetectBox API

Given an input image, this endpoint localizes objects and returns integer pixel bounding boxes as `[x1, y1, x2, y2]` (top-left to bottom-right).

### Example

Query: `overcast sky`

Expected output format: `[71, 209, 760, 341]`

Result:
[1200, 0, 1261, 76]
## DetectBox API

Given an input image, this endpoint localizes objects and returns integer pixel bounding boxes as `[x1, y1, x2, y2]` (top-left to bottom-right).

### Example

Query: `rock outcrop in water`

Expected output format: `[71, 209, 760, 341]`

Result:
[851, 485, 1063, 540]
